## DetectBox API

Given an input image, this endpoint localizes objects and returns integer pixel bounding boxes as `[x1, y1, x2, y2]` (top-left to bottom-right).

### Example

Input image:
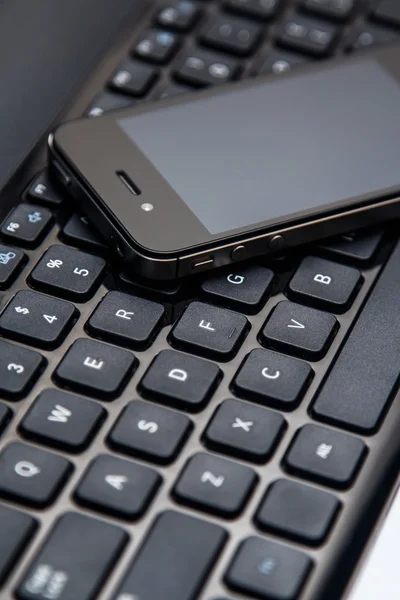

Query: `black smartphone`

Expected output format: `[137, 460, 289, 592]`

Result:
[50, 45, 400, 280]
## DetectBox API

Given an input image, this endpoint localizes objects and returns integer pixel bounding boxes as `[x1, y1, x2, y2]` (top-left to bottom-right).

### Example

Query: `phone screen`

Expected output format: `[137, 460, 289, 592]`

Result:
[118, 59, 400, 235]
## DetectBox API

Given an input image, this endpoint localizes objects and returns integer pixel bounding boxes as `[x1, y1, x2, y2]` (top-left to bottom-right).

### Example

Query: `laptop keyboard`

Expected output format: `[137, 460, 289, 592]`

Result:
[0, 1, 400, 600]
[87, 0, 400, 115]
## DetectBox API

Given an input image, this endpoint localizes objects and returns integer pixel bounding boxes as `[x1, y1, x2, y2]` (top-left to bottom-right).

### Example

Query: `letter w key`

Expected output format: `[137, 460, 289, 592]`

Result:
[48, 405, 72, 423]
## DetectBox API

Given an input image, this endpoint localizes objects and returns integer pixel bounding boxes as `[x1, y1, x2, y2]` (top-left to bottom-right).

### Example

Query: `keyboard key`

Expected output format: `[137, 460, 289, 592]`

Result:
[0, 402, 12, 435]
[349, 22, 400, 51]
[140, 349, 222, 411]
[0, 244, 25, 288]
[279, 14, 337, 55]
[261, 301, 337, 360]
[153, 81, 193, 100]
[26, 170, 64, 206]
[55, 338, 137, 400]
[201, 266, 274, 313]
[302, 0, 354, 20]
[170, 301, 249, 361]
[225, 0, 281, 21]
[87, 90, 135, 117]
[173, 452, 257, 517]
[0, 339, 44, 398]
[20, 389, 106, 452]
[288, 256, 362, 312]
[0, 506, 37, 586]
[175, 49, 241, 87]
[61, 213, 107, 252]
[372, 0, 400, 28]
[75, 454, 161, 519]
[256, 479, 340, 545]
[201, 14, 262, 56]
[113, 510, 227, 600]
[284, 424, 366, 489]
[204, 399, 286, 462]
[87, 291, 165, 350]
[157, 1, 201, 31]
[30, 245, 106, 301]
[0, 290, 76, 349]
[109, 400, 193, 464]
[233, 348, 313, 409]
[17, 512, 128, 600]
[313, 238, 400, 432]
[319, 229, 384, 262]
[135, 30, 180, 64]
[253, 47, 310, 75]
[119, 268, 183, 301]
[0, 442, 72, 507]
[225, 536, 312, 599]
[109, 60, 159, 97]
[1, 204, 53, 247]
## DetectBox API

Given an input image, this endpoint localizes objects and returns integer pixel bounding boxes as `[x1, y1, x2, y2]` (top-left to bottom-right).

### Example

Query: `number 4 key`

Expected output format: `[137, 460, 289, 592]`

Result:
[0, 290, 77, 349]
[30, 245, 106, 301]
[43, 315, 57, 324]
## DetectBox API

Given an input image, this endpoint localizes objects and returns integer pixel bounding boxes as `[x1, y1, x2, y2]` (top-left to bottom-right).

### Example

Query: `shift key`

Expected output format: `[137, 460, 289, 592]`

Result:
[17, 512, 128, 600]
[113, 510, 227, 600]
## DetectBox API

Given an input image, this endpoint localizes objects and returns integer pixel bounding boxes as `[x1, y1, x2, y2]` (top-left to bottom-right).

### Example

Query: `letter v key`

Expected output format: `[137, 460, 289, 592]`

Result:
[288, 319, 305, 329]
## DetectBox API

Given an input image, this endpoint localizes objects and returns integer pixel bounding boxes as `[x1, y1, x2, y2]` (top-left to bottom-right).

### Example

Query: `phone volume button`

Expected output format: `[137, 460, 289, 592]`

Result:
[268, 235, 286, 252]
[231, 245, 247, 261]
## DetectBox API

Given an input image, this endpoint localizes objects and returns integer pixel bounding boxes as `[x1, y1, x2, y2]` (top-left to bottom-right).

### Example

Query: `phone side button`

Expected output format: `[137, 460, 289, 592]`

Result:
[231, 245, 247, 261]
[268, 234, 287, 252]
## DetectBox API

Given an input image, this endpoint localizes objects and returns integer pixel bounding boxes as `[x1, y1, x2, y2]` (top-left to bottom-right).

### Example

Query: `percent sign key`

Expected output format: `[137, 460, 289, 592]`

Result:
[47, 259, 63, 269]
[31, 246, 107, 300]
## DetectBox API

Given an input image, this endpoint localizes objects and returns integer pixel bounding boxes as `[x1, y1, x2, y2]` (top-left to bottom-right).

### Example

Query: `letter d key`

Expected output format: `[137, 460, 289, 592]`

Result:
[168, 368, 188, 382]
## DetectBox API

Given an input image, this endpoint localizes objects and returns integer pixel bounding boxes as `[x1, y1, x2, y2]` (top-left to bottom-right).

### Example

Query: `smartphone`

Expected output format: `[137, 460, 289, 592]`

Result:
[50, 45, 400, 280]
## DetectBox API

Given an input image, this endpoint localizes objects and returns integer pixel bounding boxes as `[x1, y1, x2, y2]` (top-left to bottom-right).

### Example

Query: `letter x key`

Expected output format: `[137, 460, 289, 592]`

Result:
[232, 418, 253, 432]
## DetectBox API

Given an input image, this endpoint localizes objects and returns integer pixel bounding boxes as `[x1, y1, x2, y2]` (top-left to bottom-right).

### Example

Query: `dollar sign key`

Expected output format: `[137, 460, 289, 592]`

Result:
[137, 420, 158, 434]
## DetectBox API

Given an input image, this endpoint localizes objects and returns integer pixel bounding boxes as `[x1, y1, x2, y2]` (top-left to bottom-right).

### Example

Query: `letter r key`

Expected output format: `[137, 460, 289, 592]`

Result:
[115, 309, 134, 320]
[87, 291, 166, 350]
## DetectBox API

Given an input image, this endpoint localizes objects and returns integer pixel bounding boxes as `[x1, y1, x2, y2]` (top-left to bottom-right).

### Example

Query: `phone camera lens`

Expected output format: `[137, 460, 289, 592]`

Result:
[141, 203, 154, 212]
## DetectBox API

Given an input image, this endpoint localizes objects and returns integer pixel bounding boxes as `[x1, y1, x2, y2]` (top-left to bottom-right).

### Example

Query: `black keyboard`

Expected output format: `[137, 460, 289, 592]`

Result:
[1, 1, 400, 600]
